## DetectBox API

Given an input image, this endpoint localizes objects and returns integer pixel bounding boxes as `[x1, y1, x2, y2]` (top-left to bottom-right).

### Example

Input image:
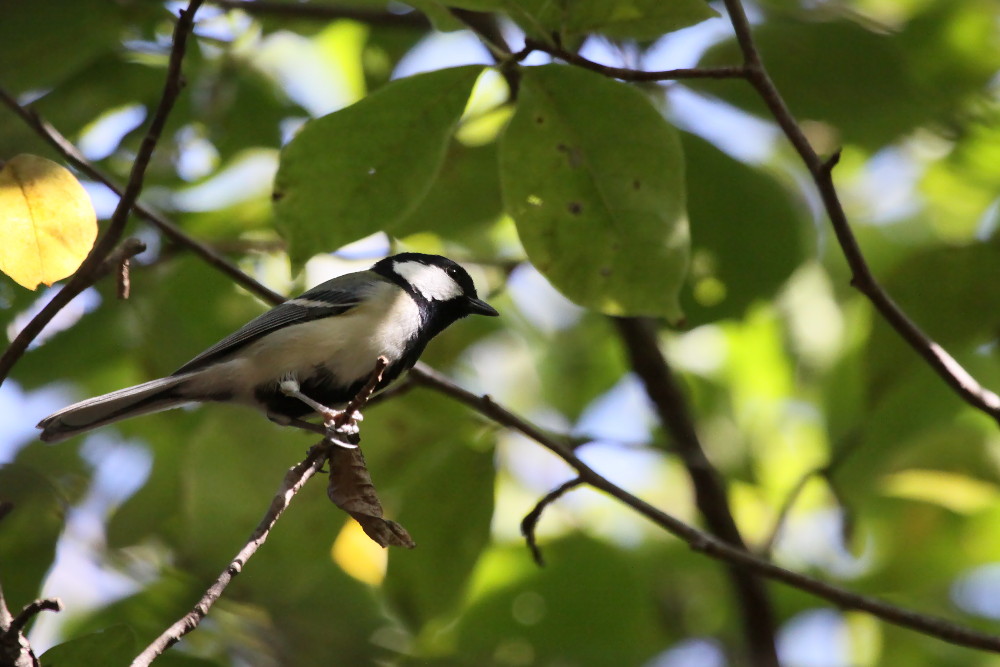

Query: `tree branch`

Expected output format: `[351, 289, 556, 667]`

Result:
[612, 317, 779, 666]
[0, 588, 62, 667]
[0, 0, 208, 385]
[719, 0, 1000, 424]
[408, 363, 1000, 653]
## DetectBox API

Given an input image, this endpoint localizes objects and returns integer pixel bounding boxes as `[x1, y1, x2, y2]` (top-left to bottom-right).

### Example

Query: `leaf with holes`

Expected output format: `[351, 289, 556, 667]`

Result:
[0, 154, 97, 290]
[500, 65, 689, 319]
[273, 66, 482, 269]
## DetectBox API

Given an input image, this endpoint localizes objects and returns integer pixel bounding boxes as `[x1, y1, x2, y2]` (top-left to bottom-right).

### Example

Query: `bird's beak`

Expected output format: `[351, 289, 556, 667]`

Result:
[467, 296, 499, 317]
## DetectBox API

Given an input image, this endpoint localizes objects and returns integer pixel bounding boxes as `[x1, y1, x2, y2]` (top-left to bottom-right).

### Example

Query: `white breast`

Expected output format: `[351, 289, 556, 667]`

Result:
[203, 281, 422, 402]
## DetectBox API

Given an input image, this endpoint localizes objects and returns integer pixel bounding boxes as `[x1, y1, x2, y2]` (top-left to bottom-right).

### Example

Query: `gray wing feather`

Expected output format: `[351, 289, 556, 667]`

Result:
[172, 272, 382, 375]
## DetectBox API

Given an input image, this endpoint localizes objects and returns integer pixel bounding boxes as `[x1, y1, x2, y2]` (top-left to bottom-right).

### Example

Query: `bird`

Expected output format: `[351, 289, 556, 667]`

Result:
[37, 253, 499, 443]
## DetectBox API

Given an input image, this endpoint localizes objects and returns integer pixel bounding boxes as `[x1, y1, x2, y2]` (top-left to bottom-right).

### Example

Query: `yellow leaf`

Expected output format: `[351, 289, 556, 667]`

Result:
[331, 519, 387, 586]
[0, 154, 97, 290]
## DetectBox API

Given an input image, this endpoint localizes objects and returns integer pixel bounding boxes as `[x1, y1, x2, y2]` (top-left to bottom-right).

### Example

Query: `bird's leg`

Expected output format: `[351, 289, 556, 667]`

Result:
[278, 379, 360, 448]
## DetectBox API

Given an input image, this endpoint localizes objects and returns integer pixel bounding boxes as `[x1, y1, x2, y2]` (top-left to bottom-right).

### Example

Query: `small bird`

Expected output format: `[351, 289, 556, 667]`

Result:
[37, 253, 498, 443]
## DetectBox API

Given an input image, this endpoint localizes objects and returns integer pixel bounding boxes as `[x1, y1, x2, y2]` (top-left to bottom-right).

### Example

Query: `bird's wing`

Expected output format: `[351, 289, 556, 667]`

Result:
[172, 272, 383, 375]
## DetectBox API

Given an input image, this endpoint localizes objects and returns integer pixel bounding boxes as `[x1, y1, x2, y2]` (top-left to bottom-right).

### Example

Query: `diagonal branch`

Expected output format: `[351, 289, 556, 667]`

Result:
[408, 363, 1000, 653]
[613, 317, 779, 666]
[0, 0, 208, 385]
[720, 0, 1000, 424]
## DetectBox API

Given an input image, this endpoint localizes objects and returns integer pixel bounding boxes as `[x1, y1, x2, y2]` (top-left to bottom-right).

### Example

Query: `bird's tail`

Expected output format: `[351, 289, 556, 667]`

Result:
[37, 376, 192, 443]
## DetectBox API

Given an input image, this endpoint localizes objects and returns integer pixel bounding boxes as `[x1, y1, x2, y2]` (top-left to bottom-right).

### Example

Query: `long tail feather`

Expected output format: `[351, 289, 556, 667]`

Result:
[37, 376, 191, 443]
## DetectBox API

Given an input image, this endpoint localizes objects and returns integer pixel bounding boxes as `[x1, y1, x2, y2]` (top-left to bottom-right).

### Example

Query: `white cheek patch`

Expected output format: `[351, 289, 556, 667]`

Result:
[393, 260, 464, 301]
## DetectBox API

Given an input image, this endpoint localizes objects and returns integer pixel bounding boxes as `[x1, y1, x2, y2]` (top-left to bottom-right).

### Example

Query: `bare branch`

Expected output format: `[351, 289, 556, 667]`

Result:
[0, 593, 62, 667]
[409, 363, 1000, 653]
[720, 0, 1000, 424]
[7, 599, 62, 636]
[0, 0, 207, 385]
[521, 477, 583, 566]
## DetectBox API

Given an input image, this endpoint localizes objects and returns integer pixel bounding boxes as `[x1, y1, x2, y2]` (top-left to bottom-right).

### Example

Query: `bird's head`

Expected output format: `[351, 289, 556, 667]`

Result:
[373, 253, 499, 323]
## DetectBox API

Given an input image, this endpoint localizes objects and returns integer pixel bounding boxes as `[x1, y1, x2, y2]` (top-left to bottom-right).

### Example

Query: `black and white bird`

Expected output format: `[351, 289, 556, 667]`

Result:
[37, 253, 498, 443]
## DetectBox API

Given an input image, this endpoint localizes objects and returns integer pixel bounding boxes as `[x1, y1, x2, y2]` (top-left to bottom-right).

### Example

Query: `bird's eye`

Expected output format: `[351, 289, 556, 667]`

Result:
[446, 266, 460, 277]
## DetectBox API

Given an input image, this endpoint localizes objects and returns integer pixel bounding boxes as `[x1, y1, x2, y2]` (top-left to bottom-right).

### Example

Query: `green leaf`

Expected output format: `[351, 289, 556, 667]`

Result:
[273, 66, 482, 269]
[39, 625, 136, 667]
[394, 140, 504, 239]
[454, 537, 663, 666]
[382, 437, 495, 630]
[696, 18, 940, 149]
[0, 0, 135, 94]
[563, 0, 719, 40]
[446, 0, 716, 40]
[500, 65, 689, 318]
[680, 133, 808, 325]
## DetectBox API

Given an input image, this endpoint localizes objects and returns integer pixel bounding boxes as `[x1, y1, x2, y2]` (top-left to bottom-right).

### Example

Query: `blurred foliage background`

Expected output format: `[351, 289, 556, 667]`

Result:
[2, 0, 1000, 665]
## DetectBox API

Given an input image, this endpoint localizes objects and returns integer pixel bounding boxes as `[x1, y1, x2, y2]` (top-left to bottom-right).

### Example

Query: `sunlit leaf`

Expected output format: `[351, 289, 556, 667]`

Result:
[0, 155, 97, 290]
[500, 65, 689, 319]
[332, 518, 388, 585]
[273, 66, 481, 269]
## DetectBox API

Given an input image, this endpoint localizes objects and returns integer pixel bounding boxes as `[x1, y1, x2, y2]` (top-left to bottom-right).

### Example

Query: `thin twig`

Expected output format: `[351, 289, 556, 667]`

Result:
[759, 467, 820, 557]
[521, 477, 583, 566]
[0, 0, 207, 385]
[720, 0, 1000, 424]
[517, 38, 748, 82]
[409, 363, 1000, 653]
[130, 442, 329, 666]
[0, 594, 62, 667]
[7, 599, 63, 636]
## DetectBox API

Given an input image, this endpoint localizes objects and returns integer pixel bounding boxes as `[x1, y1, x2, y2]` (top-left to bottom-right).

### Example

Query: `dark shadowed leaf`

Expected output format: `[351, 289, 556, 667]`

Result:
[39, 625, 136, 667]
[681, 133, 809, 325]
